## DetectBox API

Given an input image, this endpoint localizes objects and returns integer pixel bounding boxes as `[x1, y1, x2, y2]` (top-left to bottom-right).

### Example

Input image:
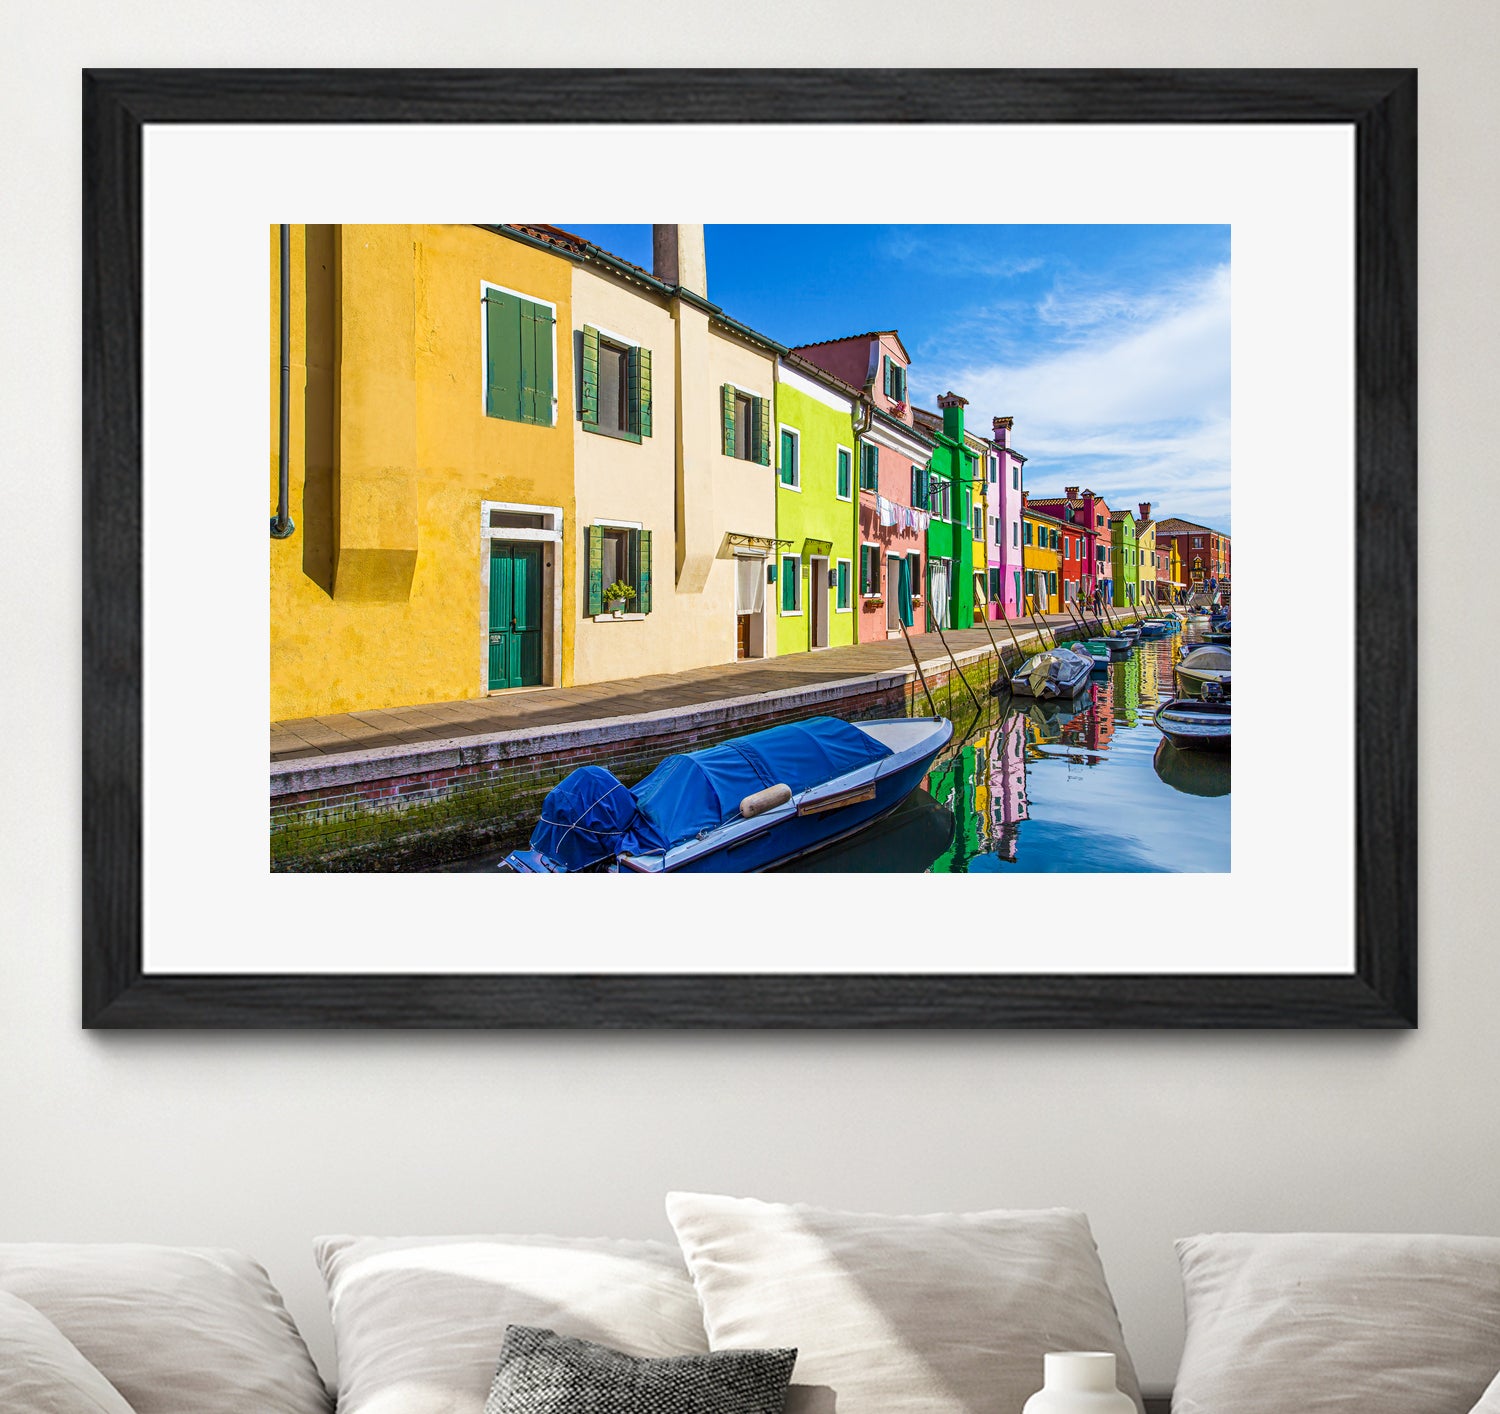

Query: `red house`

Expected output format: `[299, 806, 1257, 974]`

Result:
[1027, 486, 1109, 607]
[1155, 517, 1232, 596]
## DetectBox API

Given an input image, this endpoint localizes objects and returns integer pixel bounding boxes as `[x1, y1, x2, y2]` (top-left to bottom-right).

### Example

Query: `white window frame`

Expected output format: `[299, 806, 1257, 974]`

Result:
[835, 557, 853, 613]
[780, 553, 803, 616]
[835, 443, 854, 502]
[480, 281, 560, 428]
[860, 540, 882, 597]
[777, 423, 801, 491]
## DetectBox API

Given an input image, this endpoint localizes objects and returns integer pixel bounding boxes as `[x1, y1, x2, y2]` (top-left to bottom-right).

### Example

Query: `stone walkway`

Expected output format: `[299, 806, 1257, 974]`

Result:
[270, 613, 1105, 763]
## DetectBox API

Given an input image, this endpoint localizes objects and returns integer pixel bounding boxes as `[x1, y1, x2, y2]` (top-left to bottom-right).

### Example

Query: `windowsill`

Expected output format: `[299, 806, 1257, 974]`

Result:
[778, 480, 802, 492]
[593, 612, 646, 622]
[583, 423, 643, 445]
[780, 609, 804, 617]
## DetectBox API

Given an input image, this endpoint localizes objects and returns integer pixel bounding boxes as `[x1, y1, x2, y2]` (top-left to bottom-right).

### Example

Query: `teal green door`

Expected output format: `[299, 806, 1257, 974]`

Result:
[488, 543, 543, 690]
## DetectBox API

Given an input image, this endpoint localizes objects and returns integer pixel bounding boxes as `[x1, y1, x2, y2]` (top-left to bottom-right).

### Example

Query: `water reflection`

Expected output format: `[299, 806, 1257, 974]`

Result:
[1152, 739, 1231, 798]
[799, 625, 1231, 873]
[777, 788, 955, 872]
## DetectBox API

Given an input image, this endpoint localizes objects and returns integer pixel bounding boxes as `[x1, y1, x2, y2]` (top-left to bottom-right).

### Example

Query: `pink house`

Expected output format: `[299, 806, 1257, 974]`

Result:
[989, 417, 1026, 618]
[794, 332, 934, 644]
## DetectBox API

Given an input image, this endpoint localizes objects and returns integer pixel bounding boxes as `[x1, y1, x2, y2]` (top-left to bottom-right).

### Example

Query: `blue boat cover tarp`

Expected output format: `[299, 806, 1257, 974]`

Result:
[529, 764, 640, 871]
[623, 716, 893, 855]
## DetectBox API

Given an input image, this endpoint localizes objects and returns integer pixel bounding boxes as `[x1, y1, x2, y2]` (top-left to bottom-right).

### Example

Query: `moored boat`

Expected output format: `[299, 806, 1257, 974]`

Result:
[1137, 620, 1169, 639]
[500, 715, 954, 874]
[1008, 647, 1094, 700]
[1175, 645, 1232, 699]
[1153, 695, 1231, 751]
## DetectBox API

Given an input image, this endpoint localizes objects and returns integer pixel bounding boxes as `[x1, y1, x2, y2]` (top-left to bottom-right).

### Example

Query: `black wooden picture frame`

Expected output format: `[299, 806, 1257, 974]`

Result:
[82, 68, 1416, 1029]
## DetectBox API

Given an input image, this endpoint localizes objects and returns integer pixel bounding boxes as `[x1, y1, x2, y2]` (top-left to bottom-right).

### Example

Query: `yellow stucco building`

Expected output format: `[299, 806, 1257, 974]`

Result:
[270, 224, 577, 720]
[1022, 508, 1062, 613]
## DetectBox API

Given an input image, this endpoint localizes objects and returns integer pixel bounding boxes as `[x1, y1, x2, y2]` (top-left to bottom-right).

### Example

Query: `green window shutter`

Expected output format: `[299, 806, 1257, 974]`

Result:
[519, 299, 555, 425]
[580, 325, 600, 430]
[636, 346, 652, 438]
[883, 355, 892, 396]
[624, 343, 644, 440]
[780, 428, 796, 486]
[755, 396, 771, 466]
[484, 289, 522, 421]
[722, 384, 735, 456]
[837, 561, 849, 609]
[837, 448, 851, 498]
[586, 525, 603, 616]
[910, 464, 920, 508]
[637, 529, 652, 614]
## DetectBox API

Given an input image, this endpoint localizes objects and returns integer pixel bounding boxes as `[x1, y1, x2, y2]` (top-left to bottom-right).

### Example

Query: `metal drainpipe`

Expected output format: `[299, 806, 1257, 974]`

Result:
[270, 223, 295, 538]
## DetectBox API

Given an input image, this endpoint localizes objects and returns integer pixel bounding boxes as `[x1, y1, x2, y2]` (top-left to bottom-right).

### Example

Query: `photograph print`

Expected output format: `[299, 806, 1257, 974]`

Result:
[269, 221, 1232, 876]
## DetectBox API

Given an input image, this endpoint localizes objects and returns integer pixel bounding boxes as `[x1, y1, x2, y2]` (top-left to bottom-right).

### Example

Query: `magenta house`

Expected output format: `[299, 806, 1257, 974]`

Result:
[794, 331, 934, 644]
[988, 417, 1027, 618]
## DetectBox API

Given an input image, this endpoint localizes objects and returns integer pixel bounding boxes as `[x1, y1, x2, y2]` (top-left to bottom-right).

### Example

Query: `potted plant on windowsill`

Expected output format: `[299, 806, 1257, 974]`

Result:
[862, 595, 884, 612]
[602, 581, 636, 617]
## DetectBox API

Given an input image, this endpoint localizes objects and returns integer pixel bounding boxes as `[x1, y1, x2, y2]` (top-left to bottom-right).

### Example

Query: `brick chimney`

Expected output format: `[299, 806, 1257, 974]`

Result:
[1139, 501, 1152, 522]
[938, 391, 968, 443]
[652, 224, 707, 298]
[1066, 486, 1079, 501]
[991, 415, 1012, 448]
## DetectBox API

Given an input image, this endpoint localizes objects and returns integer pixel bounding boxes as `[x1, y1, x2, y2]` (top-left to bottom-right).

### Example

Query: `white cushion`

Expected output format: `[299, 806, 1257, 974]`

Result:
[666, 1191, 1144, 1414]
[1473, 1371, 1500, 1414]
[1174, 1232, 1500, 1413]
[0, 1244, 330, 1414]
[0, 1290, 135, 1413]
[315, 1232, 709, 1414]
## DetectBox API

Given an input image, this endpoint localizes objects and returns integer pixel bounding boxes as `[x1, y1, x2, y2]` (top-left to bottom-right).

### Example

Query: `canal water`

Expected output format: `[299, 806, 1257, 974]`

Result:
[783, 622, 1229, 874]
[446, 623, 1228, 874]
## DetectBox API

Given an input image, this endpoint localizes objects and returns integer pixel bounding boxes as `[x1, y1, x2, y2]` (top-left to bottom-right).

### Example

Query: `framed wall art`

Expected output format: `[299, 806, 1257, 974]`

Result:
[83, 68, 1416, 1028]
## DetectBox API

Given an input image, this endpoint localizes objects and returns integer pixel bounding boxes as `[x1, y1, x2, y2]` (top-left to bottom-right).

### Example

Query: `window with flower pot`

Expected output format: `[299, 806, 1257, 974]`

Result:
[859, 543, 881, 595]
[586, 522, 652, 616]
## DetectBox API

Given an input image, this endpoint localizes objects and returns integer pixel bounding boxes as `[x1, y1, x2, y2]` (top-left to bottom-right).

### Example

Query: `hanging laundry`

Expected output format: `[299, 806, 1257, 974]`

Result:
[877, 496, 896, 529]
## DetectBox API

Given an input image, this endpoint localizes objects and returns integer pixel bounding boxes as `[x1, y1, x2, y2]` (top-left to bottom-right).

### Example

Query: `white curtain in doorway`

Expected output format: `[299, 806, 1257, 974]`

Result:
[930, 559, 951, 629]
[735, 555, 766, 615]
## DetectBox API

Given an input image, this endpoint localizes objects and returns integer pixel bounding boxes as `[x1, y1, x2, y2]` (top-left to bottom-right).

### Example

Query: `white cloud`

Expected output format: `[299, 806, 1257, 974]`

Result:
[919, 264, 1231, 527]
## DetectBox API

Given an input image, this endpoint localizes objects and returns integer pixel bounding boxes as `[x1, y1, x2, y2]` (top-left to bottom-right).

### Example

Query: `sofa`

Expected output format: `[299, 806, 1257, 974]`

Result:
[3, 1193, 1499, 1414]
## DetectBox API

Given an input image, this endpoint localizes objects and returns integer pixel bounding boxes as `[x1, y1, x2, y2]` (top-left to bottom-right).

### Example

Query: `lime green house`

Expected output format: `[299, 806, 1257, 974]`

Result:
[773, 354, 859, 653]
[1110, 508, 1139, 607]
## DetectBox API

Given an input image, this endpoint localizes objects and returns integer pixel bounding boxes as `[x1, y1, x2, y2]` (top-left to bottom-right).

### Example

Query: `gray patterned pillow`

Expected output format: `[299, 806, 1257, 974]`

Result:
[486, 1326, 796, 1414]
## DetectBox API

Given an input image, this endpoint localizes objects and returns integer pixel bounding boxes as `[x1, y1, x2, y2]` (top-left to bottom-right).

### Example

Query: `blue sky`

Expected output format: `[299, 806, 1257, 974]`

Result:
[563, 224, 1231, 530]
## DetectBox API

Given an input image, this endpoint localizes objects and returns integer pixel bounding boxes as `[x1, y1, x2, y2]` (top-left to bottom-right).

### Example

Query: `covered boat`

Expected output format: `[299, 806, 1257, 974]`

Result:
[1153, 696, 1231, 751]
[1175, 645, 1232, 699]
[501, 715, 953, 874]
[1008, 647, 1093, 700]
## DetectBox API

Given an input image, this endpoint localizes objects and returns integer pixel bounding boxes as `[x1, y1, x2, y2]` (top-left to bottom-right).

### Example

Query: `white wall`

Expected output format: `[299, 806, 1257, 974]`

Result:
[2, 0, 1497, 1399]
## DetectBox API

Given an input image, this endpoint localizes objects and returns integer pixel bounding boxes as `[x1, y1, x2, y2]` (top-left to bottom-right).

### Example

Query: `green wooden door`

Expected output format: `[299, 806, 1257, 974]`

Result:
[488, 543, 544, 690]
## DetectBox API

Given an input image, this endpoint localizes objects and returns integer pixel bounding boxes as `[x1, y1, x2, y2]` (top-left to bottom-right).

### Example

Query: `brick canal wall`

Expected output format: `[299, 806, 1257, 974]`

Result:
[269, 636, 1032, 871]
[274, 670, 912, 870]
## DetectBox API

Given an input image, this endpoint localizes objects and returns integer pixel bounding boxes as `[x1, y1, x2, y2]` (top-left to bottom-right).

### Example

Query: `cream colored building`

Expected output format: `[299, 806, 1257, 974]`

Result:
[555, 223, 780, 682]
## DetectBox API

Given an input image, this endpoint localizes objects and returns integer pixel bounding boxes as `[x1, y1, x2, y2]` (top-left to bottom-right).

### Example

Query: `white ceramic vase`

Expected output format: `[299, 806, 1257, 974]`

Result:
[1021, 1352, 1137, 1414]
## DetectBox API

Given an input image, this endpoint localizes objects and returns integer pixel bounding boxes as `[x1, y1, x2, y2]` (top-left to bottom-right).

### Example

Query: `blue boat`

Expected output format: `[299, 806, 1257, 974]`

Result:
[500, 715, 954, 874]
[1137, 620, 1169, 639]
